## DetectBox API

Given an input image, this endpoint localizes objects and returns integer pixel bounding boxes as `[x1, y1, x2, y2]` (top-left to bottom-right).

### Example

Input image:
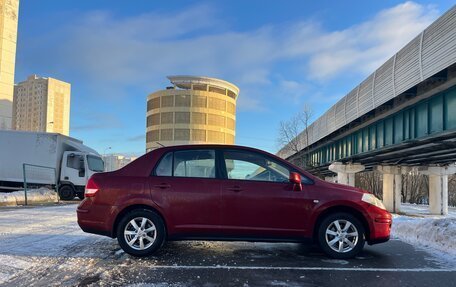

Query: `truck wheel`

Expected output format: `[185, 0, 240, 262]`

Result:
[77, 193, 85, 200]
[317, 212, 365, 259]
[58, 185, 75, 200]
[117, 209, 166, 257]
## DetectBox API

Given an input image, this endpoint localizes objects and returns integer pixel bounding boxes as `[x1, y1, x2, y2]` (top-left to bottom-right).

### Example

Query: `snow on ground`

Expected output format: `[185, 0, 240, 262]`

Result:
[391, 203, 456, 260]
[0, 202, 455, 285]
[0, 203, 115, 284]
[0, 188, 58, 206]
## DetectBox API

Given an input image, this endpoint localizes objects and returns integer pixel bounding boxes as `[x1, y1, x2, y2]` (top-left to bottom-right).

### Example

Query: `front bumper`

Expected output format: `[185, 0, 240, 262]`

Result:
[366, 205, 392, 245]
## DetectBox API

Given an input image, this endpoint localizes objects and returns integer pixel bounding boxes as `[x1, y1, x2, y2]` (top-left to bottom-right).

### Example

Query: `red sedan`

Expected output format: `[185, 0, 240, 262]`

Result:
[77, 145, 391, 259]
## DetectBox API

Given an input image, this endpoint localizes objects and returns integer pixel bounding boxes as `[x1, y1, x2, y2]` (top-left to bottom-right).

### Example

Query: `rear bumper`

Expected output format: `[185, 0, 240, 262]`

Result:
[77, 199, 116, 238]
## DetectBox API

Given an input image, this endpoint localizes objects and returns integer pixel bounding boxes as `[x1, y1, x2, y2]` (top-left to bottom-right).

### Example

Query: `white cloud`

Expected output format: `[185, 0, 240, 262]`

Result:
[288, 1, 439, 80]
[19, 2, 440, 111]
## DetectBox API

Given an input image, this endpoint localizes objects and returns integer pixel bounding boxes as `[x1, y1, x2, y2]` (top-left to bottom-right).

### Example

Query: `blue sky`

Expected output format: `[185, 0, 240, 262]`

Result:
[15, 1, 455, 155]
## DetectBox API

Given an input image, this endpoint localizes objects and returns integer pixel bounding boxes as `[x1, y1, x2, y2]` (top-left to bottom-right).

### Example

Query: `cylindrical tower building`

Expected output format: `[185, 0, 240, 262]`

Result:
[146, 76, 239, 151]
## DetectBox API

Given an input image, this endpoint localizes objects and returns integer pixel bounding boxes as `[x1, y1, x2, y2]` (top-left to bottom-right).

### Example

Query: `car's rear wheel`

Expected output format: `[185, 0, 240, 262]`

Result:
[317, 212, 365, 259]
[116, 209, 166, 257]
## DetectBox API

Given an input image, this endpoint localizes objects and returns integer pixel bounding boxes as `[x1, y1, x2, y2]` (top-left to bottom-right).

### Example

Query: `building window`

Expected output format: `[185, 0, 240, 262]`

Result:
[208, 97, 226, 111]
[208, 114, 225, 127]
[192, 129, 206, 141]
[227, 102, 236, 114]
[226, 118, 235, 130]
[174, 129, 190, 140]
[160, 129, 173, 141]
[175, 95, 191, 107]
[192, 95, 207, 108]
[160, 112, 174, 124]
[208, 86, 226, 95]
[147, 130, 159, 142]
[161, 95, 174, 107]
[208, 130, 224, 143]
[192, 112, 206, 124]
[175, 112, 190, 124]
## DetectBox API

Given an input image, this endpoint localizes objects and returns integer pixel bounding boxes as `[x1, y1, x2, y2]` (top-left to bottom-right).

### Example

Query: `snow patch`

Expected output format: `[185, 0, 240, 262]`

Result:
[0, 188, 58, 206]
[392, 211, 456, 261]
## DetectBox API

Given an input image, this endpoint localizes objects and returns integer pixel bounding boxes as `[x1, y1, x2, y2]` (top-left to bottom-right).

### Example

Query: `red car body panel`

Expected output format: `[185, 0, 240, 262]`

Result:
[77, 144, 391, 244]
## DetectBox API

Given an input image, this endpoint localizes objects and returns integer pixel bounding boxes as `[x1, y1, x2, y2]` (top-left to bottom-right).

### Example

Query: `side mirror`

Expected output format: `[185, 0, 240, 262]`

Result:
[289, 172, 302, 191]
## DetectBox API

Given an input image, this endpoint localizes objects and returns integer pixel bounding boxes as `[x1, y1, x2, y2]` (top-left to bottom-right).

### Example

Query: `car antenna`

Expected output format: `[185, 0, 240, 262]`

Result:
[155, 142, 165, 147]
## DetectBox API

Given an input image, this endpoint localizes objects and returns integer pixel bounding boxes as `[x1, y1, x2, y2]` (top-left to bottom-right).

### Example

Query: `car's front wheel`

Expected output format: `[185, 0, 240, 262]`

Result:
[317, 212, 365, 259]
[116, 209, 166, 257]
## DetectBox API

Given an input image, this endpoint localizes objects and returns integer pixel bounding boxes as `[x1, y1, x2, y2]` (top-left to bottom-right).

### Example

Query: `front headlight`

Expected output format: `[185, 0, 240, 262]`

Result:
[361, 193, 386, 210]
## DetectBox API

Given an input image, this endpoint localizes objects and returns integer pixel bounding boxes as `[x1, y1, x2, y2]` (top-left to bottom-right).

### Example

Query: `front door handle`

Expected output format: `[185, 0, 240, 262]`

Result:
[154, 183, 171, 189]
[227, 186, 243, 192]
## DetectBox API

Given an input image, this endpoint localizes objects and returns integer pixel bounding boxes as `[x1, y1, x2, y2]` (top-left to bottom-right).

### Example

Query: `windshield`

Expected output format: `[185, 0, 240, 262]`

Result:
[87, 155, 104, 172]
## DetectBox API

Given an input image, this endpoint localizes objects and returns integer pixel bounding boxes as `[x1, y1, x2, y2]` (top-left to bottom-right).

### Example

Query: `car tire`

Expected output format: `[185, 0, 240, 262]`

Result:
[58, 185, 75, 200]
[317, 212, 365, 259]
[117, 209, 166, 257]
[77, 193, 84, 200]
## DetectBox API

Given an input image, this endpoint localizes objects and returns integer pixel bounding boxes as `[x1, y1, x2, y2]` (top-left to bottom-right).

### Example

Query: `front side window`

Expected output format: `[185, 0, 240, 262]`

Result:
[174, 150, 216, 178]
[223, 150, 290, 183]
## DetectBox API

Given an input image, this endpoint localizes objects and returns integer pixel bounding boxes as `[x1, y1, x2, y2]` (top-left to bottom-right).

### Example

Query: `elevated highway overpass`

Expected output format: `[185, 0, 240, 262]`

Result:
[279, 6, 456, 215]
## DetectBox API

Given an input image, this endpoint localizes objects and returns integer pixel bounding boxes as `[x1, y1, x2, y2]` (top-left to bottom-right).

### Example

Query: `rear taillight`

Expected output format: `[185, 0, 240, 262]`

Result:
[85, 176, 99, 197]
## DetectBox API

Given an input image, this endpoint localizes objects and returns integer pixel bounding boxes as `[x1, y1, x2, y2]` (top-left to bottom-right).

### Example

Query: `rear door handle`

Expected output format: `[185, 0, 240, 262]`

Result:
[154, 183, 171, 189]
[227, 186, 243, 192]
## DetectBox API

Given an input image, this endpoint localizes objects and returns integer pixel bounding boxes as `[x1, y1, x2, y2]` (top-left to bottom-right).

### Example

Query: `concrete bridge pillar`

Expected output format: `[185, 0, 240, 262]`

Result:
[328, 162, 365, 187]
[377, 166, 406, 213]
[418, 165, 456, 215]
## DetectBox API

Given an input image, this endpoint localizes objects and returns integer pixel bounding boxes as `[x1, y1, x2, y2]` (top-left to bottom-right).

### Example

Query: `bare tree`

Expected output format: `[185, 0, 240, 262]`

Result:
[356, 171, 383, 199]
[277, 114, 302, 155]
[277, 105, 314, 168]
[299, 104, 313, 154]
[401, 169, 428, 204]
[448, 174, 456, 207]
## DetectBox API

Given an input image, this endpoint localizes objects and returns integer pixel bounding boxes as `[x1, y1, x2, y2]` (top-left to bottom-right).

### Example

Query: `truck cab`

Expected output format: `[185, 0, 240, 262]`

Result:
[59, 151, 104, 200]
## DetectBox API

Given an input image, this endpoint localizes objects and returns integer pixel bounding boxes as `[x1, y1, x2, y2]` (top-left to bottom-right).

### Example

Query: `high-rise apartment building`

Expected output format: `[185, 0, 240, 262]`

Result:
[0, 0, 19, 129]
[13, 75, 71, 135]
[146, 76, 239, 151]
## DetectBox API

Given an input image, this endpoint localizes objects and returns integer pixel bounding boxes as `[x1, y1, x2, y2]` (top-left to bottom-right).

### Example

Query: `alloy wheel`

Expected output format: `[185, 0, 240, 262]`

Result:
[124, 217, 157, 250]
[325, 219, 359, 253]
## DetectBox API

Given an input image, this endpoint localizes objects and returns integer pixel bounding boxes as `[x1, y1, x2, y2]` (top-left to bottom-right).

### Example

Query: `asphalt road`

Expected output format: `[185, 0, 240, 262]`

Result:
[0, 204, 455, 287]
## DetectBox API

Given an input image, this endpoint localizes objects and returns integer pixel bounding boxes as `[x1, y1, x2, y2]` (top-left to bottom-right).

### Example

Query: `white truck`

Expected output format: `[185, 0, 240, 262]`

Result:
[0, 130, 104, 200]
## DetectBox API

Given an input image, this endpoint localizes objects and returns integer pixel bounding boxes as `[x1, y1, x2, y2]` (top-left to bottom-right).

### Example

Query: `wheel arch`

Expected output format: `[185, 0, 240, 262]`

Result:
[312, 205, 370, 242]
[112, 204, 168, 238]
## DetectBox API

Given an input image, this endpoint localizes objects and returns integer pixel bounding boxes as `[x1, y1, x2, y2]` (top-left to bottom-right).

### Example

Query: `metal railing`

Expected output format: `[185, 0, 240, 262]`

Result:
[22, 163, 59, 205]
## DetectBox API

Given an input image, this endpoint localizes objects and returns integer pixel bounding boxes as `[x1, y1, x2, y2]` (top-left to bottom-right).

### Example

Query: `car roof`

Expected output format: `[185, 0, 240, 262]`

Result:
[152, 144, 270, 154]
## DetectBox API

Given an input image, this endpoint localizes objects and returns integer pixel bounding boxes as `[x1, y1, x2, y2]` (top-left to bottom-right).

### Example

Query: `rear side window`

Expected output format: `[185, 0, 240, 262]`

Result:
[155, 152, 172, 176]
[154, 149, 216, 178]
[174, 150, 215, 178]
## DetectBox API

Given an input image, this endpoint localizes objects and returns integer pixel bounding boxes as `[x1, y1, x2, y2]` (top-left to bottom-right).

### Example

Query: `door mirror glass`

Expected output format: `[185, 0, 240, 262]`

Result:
[289, 172, 302, 191]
